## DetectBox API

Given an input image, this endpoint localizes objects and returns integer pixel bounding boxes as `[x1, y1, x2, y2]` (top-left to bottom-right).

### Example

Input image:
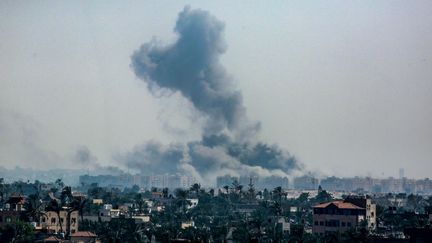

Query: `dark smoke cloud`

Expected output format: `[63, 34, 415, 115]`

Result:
[121, 138, 300, 183]
[75, 146, 97, 165]
[123, 141, 184, 175]
[128, 7, 302, 184]
[75, 146, 125, 176]
[131, 6, 258, 136]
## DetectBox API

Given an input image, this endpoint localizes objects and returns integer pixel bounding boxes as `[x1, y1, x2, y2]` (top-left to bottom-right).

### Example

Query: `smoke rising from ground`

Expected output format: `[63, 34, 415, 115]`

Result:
[128, 7, 302, 184]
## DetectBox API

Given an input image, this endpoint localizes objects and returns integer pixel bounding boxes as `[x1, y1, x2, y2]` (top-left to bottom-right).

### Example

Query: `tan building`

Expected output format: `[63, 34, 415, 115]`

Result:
[92, 199, 103, 205]
[312, 201, 366, 236]
[40, 210, 79, 234]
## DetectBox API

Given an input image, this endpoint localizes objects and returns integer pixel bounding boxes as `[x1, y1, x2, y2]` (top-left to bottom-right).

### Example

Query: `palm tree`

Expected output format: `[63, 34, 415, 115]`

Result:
[247, 178, 256, 201]
[60, 187, 81, 238]
[23, 194, 46, 223]
[223, 185, 229, 195]
[190, 183, 201, 196]
[46, 194, 63, 235]
[175, 189, 191, 215]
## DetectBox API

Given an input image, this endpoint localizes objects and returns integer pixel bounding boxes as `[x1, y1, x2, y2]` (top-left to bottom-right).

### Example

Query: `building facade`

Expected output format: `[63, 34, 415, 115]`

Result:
[40, 210, 79, 234]
[312, 201, 366, 235]
[344, 195, 376, 230]
[0, 195, 25, 229]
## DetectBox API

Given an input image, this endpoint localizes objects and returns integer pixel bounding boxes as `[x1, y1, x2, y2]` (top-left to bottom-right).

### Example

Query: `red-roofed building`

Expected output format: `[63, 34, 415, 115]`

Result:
[0, 195, 26, 229]
[312, 200, 366, 235]
[70, 231, 99, 243]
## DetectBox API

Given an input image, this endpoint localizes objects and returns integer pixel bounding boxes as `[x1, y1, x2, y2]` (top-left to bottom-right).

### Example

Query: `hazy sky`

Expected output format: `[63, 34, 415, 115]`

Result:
[1, 1, 431, 178]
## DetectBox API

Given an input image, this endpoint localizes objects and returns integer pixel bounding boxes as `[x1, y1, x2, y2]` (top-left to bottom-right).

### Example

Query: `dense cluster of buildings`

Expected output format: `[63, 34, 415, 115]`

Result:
[78, 173, 432, 195]
[216, 175, 289, 189]
[79, 173, 196, 189]
[2, 176, 432, 242]
[0, 194, 98, 242]
[319, 176, 432, 194]
[290, 175, 432, 194]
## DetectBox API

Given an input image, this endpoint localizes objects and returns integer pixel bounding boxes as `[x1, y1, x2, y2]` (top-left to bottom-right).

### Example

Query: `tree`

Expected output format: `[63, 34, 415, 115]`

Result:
[174, 189, 191, 216]
[60, 186, 81, 238]
[162, 188, 169, 198]
[0, 221, 34, 243]
[0, 178, 10, 208]
[315, 189, 333, 203]
[190, 183, 201, 195]
[55, 178, 64, 190]
[223, 185, 229, 195]
[23, 194, 45, 223]
[134, 193, 147, 215]
[231, 179, 243, 194]
[272, 186, 283, 204]
[247, 178, 256, 201]
[46, 194, 64, 235]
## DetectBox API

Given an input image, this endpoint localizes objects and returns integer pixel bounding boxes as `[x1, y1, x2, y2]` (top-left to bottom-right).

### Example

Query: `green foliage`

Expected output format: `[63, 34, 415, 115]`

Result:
[0, 221, 35, 243]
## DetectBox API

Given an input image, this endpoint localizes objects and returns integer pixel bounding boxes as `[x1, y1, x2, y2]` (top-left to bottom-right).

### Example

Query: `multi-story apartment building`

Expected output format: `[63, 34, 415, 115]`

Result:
[40, 210, 79, 234]
[0, 195, 25, 229]
[312, 201, 366, 235]
[294, 175, 319, 190]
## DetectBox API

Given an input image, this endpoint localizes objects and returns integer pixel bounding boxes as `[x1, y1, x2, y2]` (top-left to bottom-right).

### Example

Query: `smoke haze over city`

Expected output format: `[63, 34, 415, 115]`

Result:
[1, 1, 432, 180]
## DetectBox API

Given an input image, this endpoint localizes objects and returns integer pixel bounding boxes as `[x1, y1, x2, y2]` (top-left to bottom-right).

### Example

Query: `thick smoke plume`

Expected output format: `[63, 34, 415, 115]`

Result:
[131, 6, 258, 136]
[129, 7, 302, 184]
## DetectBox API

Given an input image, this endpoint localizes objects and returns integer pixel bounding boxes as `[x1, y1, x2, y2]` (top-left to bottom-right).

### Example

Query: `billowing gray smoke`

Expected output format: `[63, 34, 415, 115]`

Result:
[131, 6, 258, 136]
[75, 146, 125, 176]
[75, 146, 97, 165]
[128, 7, 302, 184]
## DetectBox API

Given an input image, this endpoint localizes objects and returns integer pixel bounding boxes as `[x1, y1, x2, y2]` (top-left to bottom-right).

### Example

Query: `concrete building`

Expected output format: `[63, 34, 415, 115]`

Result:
[0, 195, 26, 229]
[40, 210, 79, 234]
[312, 201, 366, 235]
[294, 175, 319, 190]
[344, 195, 376, 231]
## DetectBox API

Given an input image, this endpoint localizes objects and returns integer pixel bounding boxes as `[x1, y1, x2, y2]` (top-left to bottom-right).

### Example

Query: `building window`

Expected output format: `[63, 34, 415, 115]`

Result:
[342, 222, 346, 227]
[347, 222, 352, 227]
[42, 217, 46, 223]
[61, 218, 64, 223]
[51, 218, 56, 224]
[0, 216, 2, 222]
[320, 221, 324, 226]
[6, 217, 11, 223]
[314, 221, 318, 226]
[71, 218, 76, 224]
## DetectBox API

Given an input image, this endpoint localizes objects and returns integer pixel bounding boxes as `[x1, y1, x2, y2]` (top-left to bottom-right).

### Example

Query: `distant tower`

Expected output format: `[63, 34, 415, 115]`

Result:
[399, 168, 405, 179]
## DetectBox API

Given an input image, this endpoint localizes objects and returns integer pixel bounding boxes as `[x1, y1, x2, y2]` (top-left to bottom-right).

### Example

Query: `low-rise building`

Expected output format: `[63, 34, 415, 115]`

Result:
[186, 198, 198, 209]
[92, 199, 103, 205]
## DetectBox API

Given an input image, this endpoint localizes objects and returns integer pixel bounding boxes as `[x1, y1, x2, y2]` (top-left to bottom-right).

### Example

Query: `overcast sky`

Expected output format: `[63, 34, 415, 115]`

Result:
[1, 1, 431, 178]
